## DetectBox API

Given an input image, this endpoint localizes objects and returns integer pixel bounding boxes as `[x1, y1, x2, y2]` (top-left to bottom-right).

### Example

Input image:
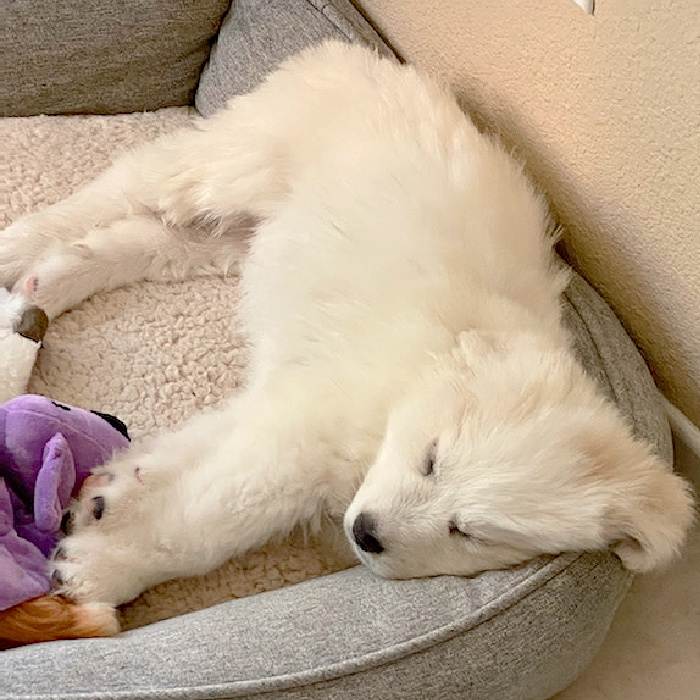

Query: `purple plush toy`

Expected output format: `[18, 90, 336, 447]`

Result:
[0, 395, 130, 612]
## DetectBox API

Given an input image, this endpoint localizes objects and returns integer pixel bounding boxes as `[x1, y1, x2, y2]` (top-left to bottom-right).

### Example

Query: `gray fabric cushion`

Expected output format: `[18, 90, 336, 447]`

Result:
[0, 268, 671, 700]
[195, 0, 397, 117]
[0, 1, 231, 117]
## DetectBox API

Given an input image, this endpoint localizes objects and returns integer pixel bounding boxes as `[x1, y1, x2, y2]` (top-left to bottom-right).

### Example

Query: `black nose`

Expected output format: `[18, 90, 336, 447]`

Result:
[352, 513, 384, 554]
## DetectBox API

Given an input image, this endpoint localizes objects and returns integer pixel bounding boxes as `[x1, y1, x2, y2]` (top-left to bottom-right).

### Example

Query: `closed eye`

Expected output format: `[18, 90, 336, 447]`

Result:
[449, 521, 473, 539]
[422, 439, 438, 476]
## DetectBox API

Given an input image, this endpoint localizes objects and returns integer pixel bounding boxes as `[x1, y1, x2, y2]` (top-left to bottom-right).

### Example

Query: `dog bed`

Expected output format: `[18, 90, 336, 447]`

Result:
[0, 113, 671, 700]
[0, 2, 674, 699]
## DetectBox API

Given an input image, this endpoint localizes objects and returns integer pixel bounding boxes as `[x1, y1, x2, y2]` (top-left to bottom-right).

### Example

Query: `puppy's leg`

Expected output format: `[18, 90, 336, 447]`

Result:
[14, 215, 251, 318]
[50, 392, 353, 606]
[1, 105, 286, 308]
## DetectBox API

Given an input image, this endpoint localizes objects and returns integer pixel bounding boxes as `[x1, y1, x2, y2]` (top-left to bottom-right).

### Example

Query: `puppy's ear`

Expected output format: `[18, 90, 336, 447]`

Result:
[586, 426, 695, 572]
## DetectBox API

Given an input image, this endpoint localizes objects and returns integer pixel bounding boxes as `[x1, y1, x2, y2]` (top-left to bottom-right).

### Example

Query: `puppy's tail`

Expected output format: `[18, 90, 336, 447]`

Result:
[0, 595, 119, 648]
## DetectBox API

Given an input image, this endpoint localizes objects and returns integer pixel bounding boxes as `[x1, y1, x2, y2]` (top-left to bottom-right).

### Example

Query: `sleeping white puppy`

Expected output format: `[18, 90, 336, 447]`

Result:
[0, 42, 693, 607]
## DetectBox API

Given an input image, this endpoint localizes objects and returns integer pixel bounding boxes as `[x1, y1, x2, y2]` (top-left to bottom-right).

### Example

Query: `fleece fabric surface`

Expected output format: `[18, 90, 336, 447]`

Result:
[0, 108, 357, 631]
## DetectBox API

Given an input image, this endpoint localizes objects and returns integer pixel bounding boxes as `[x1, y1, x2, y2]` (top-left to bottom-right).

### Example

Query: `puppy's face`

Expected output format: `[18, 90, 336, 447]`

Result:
[345, 333, 694, 579]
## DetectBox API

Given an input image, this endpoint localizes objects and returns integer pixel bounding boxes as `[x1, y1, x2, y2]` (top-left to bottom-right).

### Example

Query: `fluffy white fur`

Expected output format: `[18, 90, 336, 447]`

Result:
[0, 42, 693, 606]
[0, 289, 41, 403]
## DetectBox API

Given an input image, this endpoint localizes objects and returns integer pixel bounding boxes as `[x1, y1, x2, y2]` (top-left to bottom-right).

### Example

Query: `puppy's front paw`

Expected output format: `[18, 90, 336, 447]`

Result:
[51, 464, 157, 605]
[50, 532, 135, 605]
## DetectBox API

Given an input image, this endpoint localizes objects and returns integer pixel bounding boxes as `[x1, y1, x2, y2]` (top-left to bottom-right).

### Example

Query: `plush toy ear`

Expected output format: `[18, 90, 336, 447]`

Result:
[588, 427, 696, 572]
[34, 434, 76, 533]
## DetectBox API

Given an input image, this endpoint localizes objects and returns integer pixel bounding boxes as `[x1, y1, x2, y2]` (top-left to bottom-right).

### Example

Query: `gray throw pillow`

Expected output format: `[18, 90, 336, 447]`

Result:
[0, 1, 231, 117]
[195, 0, 396, 117]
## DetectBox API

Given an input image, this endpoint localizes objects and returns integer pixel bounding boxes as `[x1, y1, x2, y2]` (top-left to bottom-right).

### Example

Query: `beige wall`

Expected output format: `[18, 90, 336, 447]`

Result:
[359, 0, 700, 425]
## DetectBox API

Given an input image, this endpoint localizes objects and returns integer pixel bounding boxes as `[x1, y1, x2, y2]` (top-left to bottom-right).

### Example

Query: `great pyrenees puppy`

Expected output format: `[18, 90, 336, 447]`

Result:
[0, 42, 693, 608]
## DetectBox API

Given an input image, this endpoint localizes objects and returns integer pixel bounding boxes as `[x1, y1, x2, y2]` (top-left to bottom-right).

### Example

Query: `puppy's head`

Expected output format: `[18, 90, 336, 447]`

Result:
[345, 332, 694, 579]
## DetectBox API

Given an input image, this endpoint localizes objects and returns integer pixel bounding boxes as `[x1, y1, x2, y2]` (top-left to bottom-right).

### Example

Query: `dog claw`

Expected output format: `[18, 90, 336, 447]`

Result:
[60, 511, 73, 534]
[51, 569, 64, 588]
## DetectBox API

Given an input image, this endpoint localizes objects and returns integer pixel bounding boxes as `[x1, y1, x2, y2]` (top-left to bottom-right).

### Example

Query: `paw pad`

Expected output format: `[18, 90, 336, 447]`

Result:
[91, 496, 106, 521]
